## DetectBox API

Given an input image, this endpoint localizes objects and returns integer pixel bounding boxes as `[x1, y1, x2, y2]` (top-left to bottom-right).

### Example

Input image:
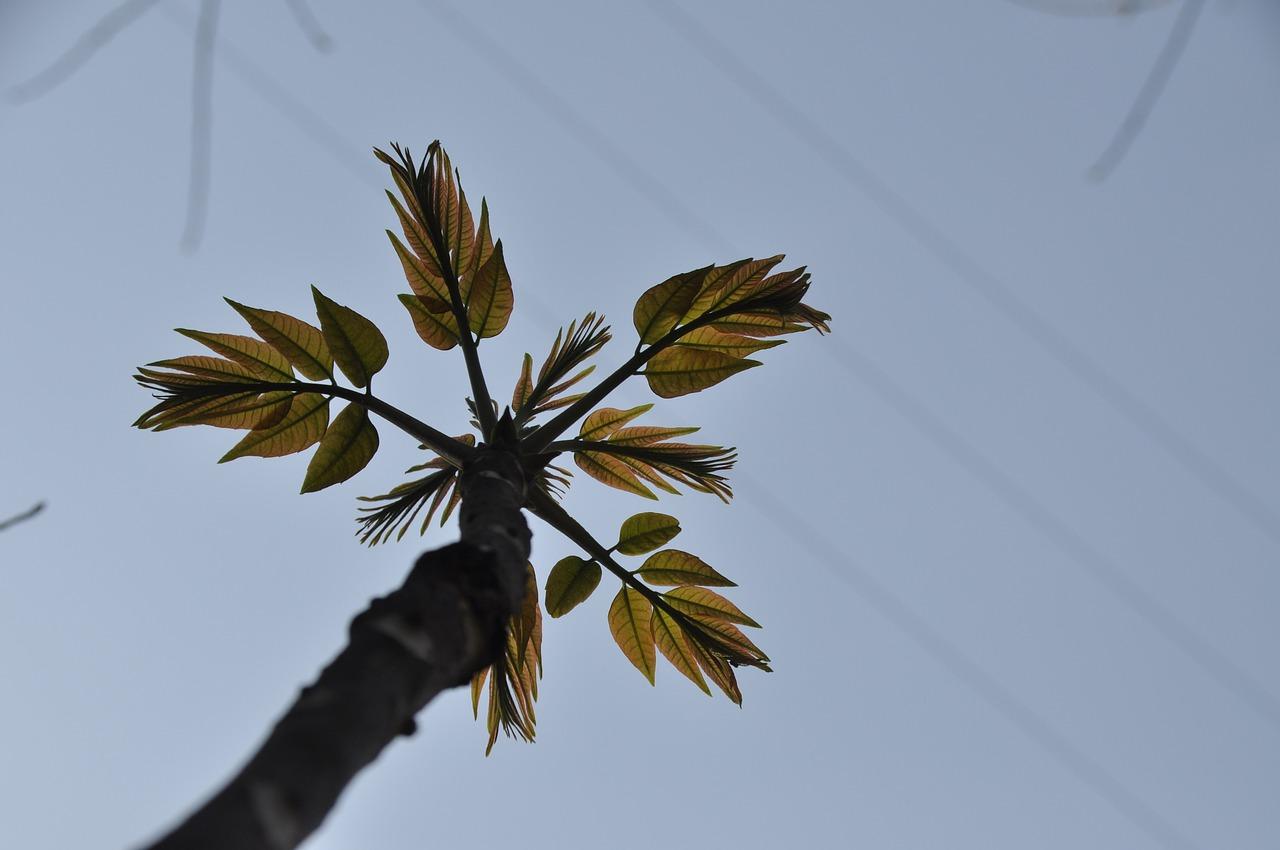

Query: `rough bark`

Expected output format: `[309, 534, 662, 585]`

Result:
[139, 448, 529, 850]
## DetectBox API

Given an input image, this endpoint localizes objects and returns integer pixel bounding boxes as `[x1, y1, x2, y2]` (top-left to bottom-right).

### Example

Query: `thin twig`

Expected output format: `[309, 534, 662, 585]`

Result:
[1007, 0, 1172, 17]
[5, 0, 163, 103]
[0, 502, 46, 532]
[180, 0, 222, 253]
[1089, 0, 1205, 180]
[283, 0, 333, 52]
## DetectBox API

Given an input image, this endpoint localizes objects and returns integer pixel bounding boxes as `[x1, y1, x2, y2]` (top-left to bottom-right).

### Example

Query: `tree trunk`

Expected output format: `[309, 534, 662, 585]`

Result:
[139, 448, 529, 850]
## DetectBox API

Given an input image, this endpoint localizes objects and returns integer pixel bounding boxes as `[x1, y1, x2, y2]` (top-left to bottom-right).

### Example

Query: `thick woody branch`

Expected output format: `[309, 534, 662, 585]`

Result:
[139, 449, 528, 850]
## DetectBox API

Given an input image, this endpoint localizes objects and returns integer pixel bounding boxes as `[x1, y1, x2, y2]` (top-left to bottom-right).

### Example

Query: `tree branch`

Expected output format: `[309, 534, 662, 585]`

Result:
[0, 502, 45, 532]
[139, 449, 529, 850]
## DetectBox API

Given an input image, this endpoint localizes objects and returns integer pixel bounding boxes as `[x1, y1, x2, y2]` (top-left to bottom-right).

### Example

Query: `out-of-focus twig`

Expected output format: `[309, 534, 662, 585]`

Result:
[284, 0, 333, 52]
[180, 0, 222, 253]
[0, 502, 46, 533]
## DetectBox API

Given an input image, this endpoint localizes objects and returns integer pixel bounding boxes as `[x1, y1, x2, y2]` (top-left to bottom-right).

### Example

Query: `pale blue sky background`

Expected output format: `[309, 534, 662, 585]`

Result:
[1, 2, 1277, 848]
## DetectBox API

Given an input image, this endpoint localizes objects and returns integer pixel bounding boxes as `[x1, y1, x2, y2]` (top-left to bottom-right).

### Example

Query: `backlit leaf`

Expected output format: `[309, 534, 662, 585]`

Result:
[399, 293, 460, 350]
[301, 402, 379, 492]
[636, 550, 736, 587]
[220, 392, 330, 461]
[225, 299, 333, 381]
[384, 190, 445, 280]
[387, 228, 450, 306]
[176, 330, 294, 381]
[146, 356, 260, 383]
[663, 586, 760, 628]
[707, 311, 806, 337]
[462, 198, 494, 301]
[312, 287, 389, 388]
[579, 404, 652, 440]
[616, 512, 681, 555]
[545, 555, 602, 618]
[608, 586, 656, 684]
[606, 425, 700, 446]
[633, 266, 709, 344]
[701, 256, 784, 313]
[470, 666, 488, 718]
[644, 347, 759, 398]
[167, 391, 294, 431]
[651, 609, 710, 695]
[687, 638, 742, 705]
[685, 616, 769, 668]
[677, 326, 785, 358]
[466, 240, 513, 338]
[575, 451, 657, 500]
[511, 353, 534, 412]
[452, 180, 476, 283]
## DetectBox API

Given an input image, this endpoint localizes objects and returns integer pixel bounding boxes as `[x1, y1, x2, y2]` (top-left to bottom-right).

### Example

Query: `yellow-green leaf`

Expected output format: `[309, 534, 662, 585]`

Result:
[169, 391, 294, 431]
[470, 666, 489, 719]
[452, 181, 476, 284]
[616, 512, 681, 555]
[399, 293, 460, 351]
[220, 392, 330, 461]
[644, 347, 759, 398]
[176, 330, 294, 381]
[651, 609, 710, 695]
[677, 326, 785, 358]
[579, 403, 652, 440]
[466, 240, 513, 338]
[225, 299, 333, 381]
[686, 616, 769, 667]
[311, 287, 389, 388]
[385, 193, 445, 282]
[707, 312, 806, 337]
[387, 228, 450, 307]
[636, 550, 736, 587]
[606, 425, 700, 446]
[301, 402, 379, 492]
[545, 555, 601, 618]
[462, 198, 494, 301]
[512, 353, 534, 412]
[701, 256, 784, 313]
[686, 638, 742, 704]
[608, 586, 655, 684]
[664, 586, 760, 628]
[575, 451, 656, 499]
[147, 356, 260, 383]
[632, 266, 708, 344]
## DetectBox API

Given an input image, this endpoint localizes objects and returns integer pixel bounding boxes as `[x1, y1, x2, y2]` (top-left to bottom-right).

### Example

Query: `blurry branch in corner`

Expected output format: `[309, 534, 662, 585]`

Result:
[0, 502, 46, 533]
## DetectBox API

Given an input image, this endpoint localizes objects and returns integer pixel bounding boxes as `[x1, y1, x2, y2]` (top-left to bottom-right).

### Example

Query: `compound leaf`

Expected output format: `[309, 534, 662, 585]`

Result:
[575, 451, 656, 500]
[300, 402, 379, 492]
[644, 347, 759, 398]
[311, 287, 388, 389]
[633, 266, 708, 344]
[225, 299, 333, 381]
[176, 330, 294, 381]
[652, 608, 710, 695]
[664, 586, 760, 628]
[220, 392, 330, 461]
[580, 403, 652, 441]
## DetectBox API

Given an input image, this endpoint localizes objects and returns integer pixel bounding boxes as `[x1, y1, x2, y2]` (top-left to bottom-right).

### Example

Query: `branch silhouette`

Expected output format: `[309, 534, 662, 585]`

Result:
[0, 501, 46, 533]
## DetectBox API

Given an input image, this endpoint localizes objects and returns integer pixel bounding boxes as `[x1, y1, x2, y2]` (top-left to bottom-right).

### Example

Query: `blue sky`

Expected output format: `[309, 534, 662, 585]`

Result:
[1, 2, 1277, 848]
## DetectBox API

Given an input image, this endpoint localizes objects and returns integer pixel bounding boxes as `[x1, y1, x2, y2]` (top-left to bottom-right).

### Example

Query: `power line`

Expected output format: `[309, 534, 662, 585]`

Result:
[641, 0, 1280, 551]
[159, 6, 1204, 845]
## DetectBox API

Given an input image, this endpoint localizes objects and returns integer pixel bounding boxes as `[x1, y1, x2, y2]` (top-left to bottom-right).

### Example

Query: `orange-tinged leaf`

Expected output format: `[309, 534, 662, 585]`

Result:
[399, 293, 460, 350]
[225, 300, 333, 381]
[686, 616, 769, 668]
[466, 240, 513, 338]
[146, 390, 259, 430]
[702, 256, 784, 313]
[220, 392, 330, 461]
[608, 586, 656, 684]
[652, 609, 710, 695]
[644, 347, 759, 398]
[385, 193, 445, 281]
[462, 198, 494, 301]
[452, 180, 476, 283]
[614, 455, 681, 495]
[544, 555, 601, 618]
[470, 666, 489, 718]
[632, 266, 708, 344]
[707, 311, 806, 337]
[616, 512, 681, 555]
[664, 586, 760, 628]
[301, 402, 379, 493]
[176, 330, 294, 381]
[636, 550, 736, 587]
[511, 353, 534, 412]
[146, 356, 260, 383]
[606, 425, 700, 446]
[687, 638, 742, 704]
[312, 287, 389, 388]
[575, 451, 656, 499]
[170, 391, 294, 431]
[677, 326, 785, 358]
[579, 404, 652, 440]
[387, 229, 450, 305]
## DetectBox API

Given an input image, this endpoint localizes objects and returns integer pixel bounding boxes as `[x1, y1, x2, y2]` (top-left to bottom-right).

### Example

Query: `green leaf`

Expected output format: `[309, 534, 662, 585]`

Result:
[635, 550, 736, 587]
[579, 404, 652, 440]
[616, 512, 681, 555]
[387, 228, 450, 307]
[644, 347, 759, 398]
[632, 266, 709, 344]
[301, 402, 379, 492]
[608, 586, 656, 684]
[511, 353, 534, 412]
[707, 312, 806, 337]
[311, 287, 389, 388]
[677, 326, 785, 358]
[175, 330, 294, 381]
[606, 425, 700, 446]
[651, 609, 710, 695]
[544, 555, 601, 618]
[146, 356, 260, 384]
[384, 190, 445, 280]
[225, 299, 333, 381]
[663, 586, 760, 628]
[220, 392, 330, 461]
[575, 451, 657, 500]
[399, 293, 460, 350]
[699, 256, 784, 314]
[466, 240, 514, 338]
[167, 391, 294, 431]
